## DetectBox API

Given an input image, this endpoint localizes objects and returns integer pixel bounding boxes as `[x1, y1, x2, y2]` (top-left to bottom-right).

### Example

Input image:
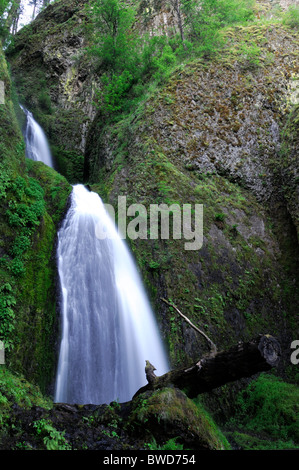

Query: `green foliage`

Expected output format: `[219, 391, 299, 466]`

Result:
[0, 0, 9, 17]
[0, 366, 51, 410]
[0, 173, 45, 350]
[33, 418, 71, 450]
[87, 0, 137, 72]
[0, 172, 47, 348]
[230, 432, 299, 450]
[145, 436, 184, 450]
[38, 89, 52, 114]
[5, 178, 45, 232]
[182, 0, 255, 54]
[87, 0, 256, 119]
[148, 260, 160, 271]
[238, 40, 262, 70]
[283, 5, 299, 29]
[87, 0, 184, 114]
[0, 366, 52, 432]
[51, 146, 84, 184]
[0, 164, 11, 199]
[0, 0, 9, 35]
[0, 283, 16, 350]
[100, 70, 134, 113]
[214, 212, 226, 222]
[230, 373, 299, 445]
[87, 0, 142, 114]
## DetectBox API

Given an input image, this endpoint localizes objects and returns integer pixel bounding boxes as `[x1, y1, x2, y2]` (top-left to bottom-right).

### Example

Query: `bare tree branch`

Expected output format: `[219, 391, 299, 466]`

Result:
[161, 297, 217, 353]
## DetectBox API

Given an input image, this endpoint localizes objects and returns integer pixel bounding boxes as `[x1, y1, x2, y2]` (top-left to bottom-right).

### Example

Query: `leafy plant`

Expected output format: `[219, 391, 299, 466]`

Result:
[86, 0, 255, 118]
[182, 0, 255, 55]
[33, 419, 71, 450]
[0, 283, 16, 350]
[38, 89, 52, 114]
[214, 212, 226, 222]
[283, 5, 299, 29]
[145, 436, 184, 450]
[238, 41, 262, 70]
[99, 70, 134, 113]
[229, 373, 299, 444]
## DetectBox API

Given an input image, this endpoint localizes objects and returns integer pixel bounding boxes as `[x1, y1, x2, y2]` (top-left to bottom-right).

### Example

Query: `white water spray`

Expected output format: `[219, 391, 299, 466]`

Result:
[21, 108, 169, 405]
[54, 184, 169, 404]
[20, 105, 54, 168]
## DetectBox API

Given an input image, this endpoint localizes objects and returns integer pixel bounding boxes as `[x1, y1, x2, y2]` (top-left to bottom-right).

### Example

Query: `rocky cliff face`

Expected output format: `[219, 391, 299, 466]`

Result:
[84, 19, 299, 369]
[7, 0, 94, 182]
[7, 0, 299, 375]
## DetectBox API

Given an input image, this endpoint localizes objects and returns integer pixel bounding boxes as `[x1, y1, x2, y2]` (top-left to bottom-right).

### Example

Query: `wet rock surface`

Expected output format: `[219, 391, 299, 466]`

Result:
[0, 388, 229, 450]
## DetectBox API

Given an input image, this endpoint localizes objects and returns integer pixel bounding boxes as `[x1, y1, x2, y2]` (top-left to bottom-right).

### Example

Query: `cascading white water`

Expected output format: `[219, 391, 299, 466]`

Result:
[55, 184, 169, 404]
[20, 105, 54, 168]
[20, 107, 169, 405]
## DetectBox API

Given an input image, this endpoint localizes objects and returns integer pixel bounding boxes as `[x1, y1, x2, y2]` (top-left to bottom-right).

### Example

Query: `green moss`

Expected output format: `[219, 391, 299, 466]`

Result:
[0, 44, 71, 389]
[279, 104, 299, 239]
[227, 373, 299, 447]
[129, 388, 230, 450]
[0, 366, 52, 433]
[230, 431, 298, 450]
[5, 162, 71, 391]
[25, 159, 72, 226]
[51, 145, 84, 184]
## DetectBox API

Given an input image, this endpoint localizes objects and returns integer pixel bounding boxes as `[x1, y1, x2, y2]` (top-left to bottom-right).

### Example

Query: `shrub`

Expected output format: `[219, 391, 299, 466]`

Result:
[283, 5, 299, 29]
[231, 373, 299, 444]
[87, 0, 256, 118]
[0, 283, 16, 350]
[33, 419, 71, 450]
[238, 41, 262, 70]
[38, 90, 52, 114]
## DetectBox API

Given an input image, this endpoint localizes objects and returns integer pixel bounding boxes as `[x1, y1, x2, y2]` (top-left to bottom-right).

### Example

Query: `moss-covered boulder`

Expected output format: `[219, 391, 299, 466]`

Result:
[0, 376, 230, 450]
[128, 387, 230, 449]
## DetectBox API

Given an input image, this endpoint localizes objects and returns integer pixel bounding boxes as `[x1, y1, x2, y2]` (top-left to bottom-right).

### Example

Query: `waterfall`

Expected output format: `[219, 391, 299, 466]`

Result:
[55, 184, 169, 404]
[21, 107, 169, 405]
[20, 105, 54, 168]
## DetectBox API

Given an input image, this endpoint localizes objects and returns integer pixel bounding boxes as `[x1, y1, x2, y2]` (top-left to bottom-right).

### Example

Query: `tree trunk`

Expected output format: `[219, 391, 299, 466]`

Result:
[134, 335, 281, 399]
[171, 0, 187, 49]
[32, 0, 37, 20]
[5, 0, 21, 34]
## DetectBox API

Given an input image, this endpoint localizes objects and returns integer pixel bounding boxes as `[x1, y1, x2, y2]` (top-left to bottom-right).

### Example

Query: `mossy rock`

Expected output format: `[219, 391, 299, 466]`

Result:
[25, 159, 72, 226]
[128, 387, 231, 450]
[0, 366, 52, 444]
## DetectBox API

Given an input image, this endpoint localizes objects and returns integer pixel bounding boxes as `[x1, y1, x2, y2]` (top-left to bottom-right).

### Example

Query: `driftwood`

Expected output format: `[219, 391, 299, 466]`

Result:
[135, 335, 281, 399]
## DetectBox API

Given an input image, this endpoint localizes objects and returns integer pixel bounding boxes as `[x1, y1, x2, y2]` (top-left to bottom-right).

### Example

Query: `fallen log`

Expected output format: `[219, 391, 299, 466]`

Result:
[134, 335, 281, 399]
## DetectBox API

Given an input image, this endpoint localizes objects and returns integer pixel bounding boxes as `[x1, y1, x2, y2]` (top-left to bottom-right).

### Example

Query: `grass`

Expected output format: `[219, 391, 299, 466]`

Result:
[226, 373, 299, 448]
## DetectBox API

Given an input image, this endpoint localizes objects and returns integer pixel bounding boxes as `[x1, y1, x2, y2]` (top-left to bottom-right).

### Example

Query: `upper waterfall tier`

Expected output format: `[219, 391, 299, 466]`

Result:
[20, 105, 54, 168]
